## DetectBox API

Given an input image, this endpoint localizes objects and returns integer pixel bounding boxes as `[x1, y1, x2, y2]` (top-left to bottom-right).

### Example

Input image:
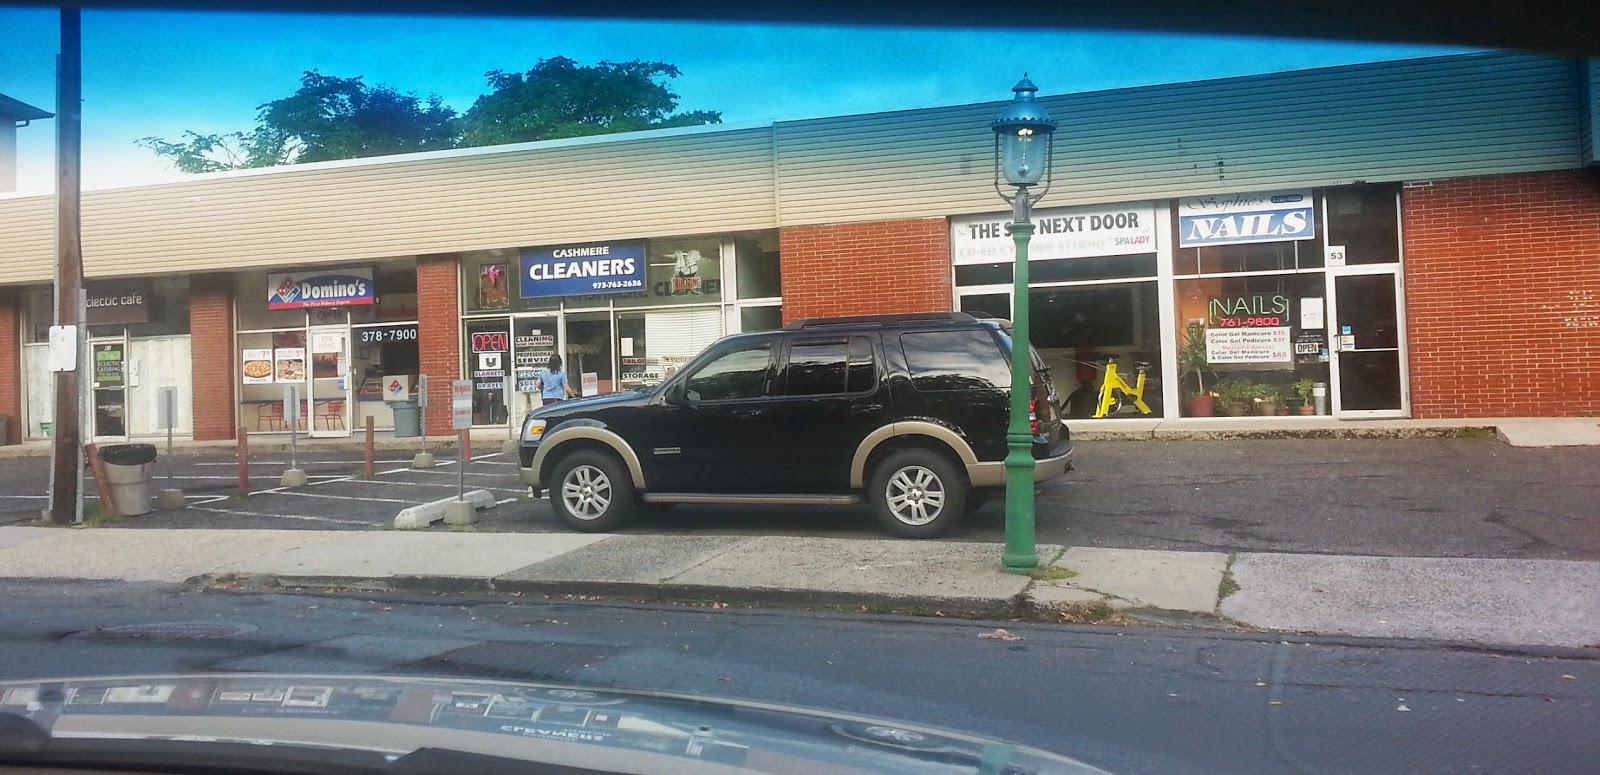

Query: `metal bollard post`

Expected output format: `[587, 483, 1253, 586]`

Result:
[236, 427, 249, 496]
[364, 416, 375, 478]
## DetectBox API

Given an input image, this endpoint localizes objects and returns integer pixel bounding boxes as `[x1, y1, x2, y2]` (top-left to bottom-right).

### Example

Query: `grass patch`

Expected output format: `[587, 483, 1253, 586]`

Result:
[1217, 553, 1240, 600]
[1031, 565, 1078, 582]
[1043, 600, 1131, 626]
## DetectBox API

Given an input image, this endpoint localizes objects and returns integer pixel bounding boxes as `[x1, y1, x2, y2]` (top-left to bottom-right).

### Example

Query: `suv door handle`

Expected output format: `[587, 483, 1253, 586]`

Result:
[850, 404, 883, 415]
[732, 408, 764, 419]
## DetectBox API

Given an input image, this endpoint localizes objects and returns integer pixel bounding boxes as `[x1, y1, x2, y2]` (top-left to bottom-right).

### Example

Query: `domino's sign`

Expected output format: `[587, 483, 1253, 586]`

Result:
[268, 268, 376, 309]
[1178, 189, 1315, 247]
[520, 241, 646, 298]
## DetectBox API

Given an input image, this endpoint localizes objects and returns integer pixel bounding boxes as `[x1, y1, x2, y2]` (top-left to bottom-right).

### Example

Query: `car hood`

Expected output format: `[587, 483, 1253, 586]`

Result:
[533, 389, 652, 417]
[0, 674, 1109, 774]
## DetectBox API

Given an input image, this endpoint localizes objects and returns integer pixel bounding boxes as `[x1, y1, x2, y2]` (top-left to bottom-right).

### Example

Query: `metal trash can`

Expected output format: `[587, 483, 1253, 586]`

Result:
[98, 443, 157, 516]
[391, 400, 421, 438]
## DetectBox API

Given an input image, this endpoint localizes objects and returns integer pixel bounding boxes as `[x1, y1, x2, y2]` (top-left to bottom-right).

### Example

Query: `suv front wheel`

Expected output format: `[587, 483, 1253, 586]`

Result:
[549, 450, 635, 532]
[870, 448, 967, 538]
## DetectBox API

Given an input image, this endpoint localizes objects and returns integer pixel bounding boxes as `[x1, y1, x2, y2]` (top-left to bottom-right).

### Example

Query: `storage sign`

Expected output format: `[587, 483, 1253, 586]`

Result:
[951, 203, 1156, 264]
[1178, 189, 1315, 247]
[520, 241, 646, 298]
[268, 268, 376, 309]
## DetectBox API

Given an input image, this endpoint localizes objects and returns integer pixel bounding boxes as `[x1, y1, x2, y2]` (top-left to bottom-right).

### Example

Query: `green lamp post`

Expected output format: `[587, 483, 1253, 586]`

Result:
[991, 76, 1058, 574]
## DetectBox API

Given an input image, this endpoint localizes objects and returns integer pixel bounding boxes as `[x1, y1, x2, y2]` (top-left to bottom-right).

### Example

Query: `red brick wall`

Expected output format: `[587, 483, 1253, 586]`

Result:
[0, 289, 20, 445]
[1403, 169, 1600, 418]
[189, 273, 236, 440]
[417, 255, 461, 436]
[779, 218, 953, 322]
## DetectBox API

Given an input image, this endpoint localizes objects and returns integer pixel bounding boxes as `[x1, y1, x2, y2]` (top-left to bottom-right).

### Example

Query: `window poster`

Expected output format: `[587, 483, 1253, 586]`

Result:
[477, 263, 510, 309]
[1206, 327, 1292, 364]
[274, 348, 307, 382]
[242, 348, 274, 384]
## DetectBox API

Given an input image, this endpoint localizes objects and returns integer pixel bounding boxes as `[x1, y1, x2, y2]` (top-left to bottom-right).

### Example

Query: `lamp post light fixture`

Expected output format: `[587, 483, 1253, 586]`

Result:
[990, 76, 1058, 574]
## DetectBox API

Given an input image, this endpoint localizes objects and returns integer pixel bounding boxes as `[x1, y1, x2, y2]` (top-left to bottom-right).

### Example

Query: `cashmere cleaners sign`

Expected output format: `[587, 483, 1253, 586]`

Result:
[268, 268, 376, 309]
[520, 241, 646, 298]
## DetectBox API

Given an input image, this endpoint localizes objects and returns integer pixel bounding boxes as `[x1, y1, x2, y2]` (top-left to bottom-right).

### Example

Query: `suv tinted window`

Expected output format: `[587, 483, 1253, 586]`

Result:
[900, 330, 1010, 391]
[686, 343, 772, 401]
[847, 336, 876, 393]
[783, 336, 875, 396]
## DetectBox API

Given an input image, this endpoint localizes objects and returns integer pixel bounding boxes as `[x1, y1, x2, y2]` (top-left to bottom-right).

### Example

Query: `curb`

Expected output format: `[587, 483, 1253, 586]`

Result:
[1072, 426, 1498, 442]
[182, 572, 1600, 659]
[191, 573, 1029, 619]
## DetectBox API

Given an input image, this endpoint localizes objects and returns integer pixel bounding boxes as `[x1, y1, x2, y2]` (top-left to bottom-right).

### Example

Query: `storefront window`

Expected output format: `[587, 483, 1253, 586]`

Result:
[1030, 283, 1163, 418]
[1175, 274, 1330, 418]
[616, 307, 723, 390]
[465, 318, 511, 426]
[614, 237, 724, 308]
[237, 264, 416, 434]
[957, 293, 1010, 320]
[1327, 184, 1401, 265]
[23, 286, 52, 343]
[734, 233, 781, 299]
[739, 305, 783, 332]
[464, 250, 559, 313]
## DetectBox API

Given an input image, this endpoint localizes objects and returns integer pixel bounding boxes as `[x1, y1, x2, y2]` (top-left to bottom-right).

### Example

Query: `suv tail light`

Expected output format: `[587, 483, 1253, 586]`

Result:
[1029, 399, 1039, 434]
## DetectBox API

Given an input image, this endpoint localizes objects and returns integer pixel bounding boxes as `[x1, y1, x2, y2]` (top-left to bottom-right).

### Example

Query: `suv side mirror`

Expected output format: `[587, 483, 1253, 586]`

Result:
[664, 382, 687, 406]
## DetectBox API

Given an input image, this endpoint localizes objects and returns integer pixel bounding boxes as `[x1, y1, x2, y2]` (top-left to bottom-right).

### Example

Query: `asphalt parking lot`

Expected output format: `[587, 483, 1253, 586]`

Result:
[2, 438, 1597, 560]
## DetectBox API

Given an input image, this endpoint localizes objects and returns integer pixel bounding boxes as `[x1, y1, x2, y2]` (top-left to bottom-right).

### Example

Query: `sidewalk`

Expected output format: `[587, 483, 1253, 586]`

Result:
[2, 526, 1595, 650]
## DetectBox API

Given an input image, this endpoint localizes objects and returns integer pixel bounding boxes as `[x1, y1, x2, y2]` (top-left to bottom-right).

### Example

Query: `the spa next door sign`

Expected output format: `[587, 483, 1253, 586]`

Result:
[521, 241, 647, 298]
[1178, 189, 1315, 247]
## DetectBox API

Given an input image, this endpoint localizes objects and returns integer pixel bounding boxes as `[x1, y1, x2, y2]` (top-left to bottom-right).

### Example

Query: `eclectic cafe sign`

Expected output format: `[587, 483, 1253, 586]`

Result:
[1178, 189, 1315, 247]
[520, 241, 646, 298]
[950, 203, 1157, 265]
[268, 267, 376, 309]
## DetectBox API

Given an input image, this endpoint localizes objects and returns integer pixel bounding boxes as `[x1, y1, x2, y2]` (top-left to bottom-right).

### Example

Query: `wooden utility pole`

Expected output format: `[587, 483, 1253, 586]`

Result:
[48, 7, 82, 524]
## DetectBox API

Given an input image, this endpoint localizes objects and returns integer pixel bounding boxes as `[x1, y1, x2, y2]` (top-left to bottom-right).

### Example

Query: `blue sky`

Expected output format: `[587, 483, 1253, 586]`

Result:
[0, 8, 1479, 194]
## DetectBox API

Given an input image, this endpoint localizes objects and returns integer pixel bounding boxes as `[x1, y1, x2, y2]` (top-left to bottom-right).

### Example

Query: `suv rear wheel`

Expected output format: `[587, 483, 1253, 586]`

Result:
[549, 450, 635, 532]
[870, 448, 967, 538]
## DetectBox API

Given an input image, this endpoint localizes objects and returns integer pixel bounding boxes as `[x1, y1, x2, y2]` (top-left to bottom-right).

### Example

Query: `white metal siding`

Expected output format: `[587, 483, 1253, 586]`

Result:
[775, 52, 1583, 224]
[0, 128, 775, 282]
[1583, 59, 1598, 166]
[0, 52, 1585, 284]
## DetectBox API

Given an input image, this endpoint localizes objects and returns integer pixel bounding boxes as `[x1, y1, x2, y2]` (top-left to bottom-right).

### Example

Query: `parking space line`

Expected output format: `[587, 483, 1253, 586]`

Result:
[493, 498, 518, 506]
[400, 469, 513, 478]
[307, 476, 355, 486]
[272, 490, 416, 505]
[187, 505, 374, 525]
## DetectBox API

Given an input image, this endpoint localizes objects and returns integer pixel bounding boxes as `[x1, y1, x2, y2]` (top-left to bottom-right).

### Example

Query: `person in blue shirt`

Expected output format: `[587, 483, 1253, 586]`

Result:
[538, 354, 578, 404]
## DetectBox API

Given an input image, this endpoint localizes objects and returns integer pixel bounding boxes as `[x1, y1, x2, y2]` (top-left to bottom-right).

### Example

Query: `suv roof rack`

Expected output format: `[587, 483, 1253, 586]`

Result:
[783, 311, 979, 331]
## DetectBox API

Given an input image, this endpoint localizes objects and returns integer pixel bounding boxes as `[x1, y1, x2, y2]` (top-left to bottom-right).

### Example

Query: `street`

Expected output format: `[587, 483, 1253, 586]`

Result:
[0, 580, 1594, 775]
[3, 438, 1597, 559]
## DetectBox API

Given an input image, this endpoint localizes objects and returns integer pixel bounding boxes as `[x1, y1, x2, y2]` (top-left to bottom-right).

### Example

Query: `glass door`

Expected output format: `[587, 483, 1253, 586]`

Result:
[1328, 269, 1408, 417]
[511, 315, 561, 421]
[90, 335, 130, 440]
[308, 326, 352, 437]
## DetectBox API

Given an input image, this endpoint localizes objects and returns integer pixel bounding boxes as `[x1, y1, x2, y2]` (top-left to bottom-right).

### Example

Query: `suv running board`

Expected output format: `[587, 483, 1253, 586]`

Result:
[642, 493, 864, 506]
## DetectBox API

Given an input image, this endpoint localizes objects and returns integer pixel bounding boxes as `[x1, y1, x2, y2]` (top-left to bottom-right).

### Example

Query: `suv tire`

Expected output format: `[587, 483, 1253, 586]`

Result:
[870, 448, 967, 538]
[549, 450, 635, 532]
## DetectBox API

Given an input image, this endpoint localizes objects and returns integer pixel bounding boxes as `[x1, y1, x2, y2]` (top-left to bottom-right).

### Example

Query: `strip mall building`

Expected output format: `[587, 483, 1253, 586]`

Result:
[1, 51, 1597, 444]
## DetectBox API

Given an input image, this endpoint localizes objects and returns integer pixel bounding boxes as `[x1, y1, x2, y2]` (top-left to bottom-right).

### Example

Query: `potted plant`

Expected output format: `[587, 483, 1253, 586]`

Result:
[1213, 377, 1255, 417]
[1293, 378, 1317, 415]
[1178, 323, 1214, 416]
[1253, 384, 1282, 417]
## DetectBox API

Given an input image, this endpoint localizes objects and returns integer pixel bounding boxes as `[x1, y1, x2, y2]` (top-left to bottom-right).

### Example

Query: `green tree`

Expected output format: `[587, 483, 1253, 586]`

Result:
[138, 70, 459, 172]
[458, 56, 721, 146]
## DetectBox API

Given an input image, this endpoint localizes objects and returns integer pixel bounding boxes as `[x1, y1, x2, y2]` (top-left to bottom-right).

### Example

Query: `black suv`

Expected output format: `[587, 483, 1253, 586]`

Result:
[518, 312, 1072, 537]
